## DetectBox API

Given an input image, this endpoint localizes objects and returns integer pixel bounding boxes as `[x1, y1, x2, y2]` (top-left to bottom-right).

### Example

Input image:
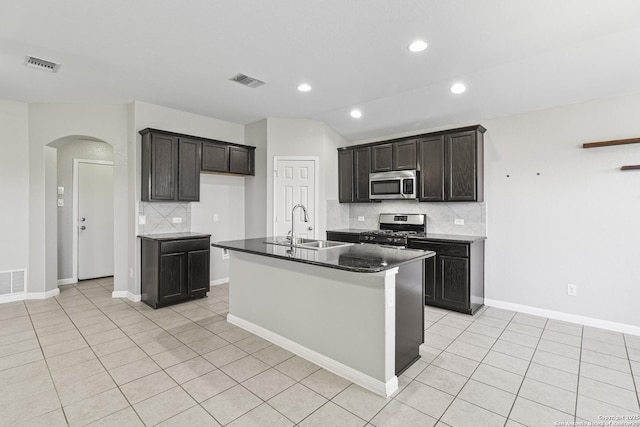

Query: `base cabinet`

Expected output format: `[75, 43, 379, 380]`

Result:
[409, 239, 484, 315]
[141, 236, 210, 308]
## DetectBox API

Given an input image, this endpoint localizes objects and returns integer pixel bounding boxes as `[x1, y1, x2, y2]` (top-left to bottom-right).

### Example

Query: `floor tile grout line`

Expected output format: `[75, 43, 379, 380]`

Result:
[622, 334, 640, 410]
[574, 322, 584, 424]
[24, 297, 73, 426]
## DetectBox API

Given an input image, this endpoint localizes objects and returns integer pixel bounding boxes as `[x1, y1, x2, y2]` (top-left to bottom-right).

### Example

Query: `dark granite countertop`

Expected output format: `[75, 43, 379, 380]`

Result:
[326, 229, 486, 244]
[138, 232, 211, 241]
[211, 237, 434, 273]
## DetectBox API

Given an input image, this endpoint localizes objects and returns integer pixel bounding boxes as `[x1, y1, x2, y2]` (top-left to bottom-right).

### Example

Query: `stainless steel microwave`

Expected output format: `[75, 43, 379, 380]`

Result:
[369, 170, 417, 200]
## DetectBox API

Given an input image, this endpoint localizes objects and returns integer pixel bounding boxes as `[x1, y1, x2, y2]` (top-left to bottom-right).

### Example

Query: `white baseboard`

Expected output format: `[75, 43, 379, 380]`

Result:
[485, 298, 640, 336]
[227, 313, 398, 397]
[57, 278, 76, 286]
[0, 293, 28, 303]
[0, 288, 61, 304]
[112, 291, 142, 302]
[210, 278, 229, 287]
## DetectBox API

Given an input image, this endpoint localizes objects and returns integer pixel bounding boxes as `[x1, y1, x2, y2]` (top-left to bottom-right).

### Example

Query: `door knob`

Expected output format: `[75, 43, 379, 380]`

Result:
[80, 217, 86, 222]
[308, 226, 313, 231]
[80, 226, 86, 230]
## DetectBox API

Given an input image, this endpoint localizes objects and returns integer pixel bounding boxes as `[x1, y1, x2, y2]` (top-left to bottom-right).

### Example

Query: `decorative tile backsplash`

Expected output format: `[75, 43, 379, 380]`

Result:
[327, 200, 486, 236]
[139, 202, 191, 234]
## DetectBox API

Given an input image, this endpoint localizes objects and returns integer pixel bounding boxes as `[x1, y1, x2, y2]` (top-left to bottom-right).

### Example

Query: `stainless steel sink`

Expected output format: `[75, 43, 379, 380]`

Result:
[264, 238, 353, 251]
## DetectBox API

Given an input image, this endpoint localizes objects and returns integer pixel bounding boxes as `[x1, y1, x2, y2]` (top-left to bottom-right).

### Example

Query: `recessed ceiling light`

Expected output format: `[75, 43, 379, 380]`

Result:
[350, 109, 362, 119]
[408, 40, 428, 53]
[298, 83, 311, 92]
[450, 82, 466, 94]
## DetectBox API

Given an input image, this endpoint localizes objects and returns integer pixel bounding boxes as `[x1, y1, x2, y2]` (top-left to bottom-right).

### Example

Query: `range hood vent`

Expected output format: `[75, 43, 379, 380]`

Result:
[229, 73, 265, 88]
[25, 56, 60, 72]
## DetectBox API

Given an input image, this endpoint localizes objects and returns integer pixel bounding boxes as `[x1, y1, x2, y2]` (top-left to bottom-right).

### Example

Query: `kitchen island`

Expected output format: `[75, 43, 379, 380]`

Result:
[211, 238, 435, 397]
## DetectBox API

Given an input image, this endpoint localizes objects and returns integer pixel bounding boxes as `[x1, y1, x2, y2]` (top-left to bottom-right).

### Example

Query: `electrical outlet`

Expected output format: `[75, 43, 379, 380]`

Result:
[454, 218, 465, 225]
[138, 215, 146, 225]
[567, 284, 577, 296]
[57, 186, 64, 195]
[172, 217, 182, 224]
[222, 249, 229, 260]
[213, 213, 219, 222]
[357, 216, 365, 222]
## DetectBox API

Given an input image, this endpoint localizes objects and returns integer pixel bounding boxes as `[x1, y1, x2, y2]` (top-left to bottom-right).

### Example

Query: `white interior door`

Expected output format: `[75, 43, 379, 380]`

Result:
[275, 159, 316, 239]
[78, 162, 114, 280]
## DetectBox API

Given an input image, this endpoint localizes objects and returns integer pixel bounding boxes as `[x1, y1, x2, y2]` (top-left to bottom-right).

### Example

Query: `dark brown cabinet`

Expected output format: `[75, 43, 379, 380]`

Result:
[326, 231, 361, 243]
[418, 136, 445, 201]
[140, 235, 210, 308]
[338, 147, 371, 203]
[229, 146, 254, 175]
[371, 140, 417, 172]
[141, 129, 201, 202]
[201, 141, 229, 173]
[142, 128, 256, 202]
[408, 239, 485, 315]
[371, 144, 393, 172]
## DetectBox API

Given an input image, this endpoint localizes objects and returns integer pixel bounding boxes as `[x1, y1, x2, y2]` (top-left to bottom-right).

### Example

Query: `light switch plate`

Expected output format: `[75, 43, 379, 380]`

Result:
[172, 217, 182, 224]
[57, 186, 64, 195]
[138, 215, 146, 225]
[57, 199, 64, 207]
[357, 216, 365, 222]
[213, 214, 219, 222]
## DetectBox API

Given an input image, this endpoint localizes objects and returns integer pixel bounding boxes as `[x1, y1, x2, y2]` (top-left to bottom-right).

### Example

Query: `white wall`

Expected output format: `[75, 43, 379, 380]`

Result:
[245, 119, 268, 238]
[0, 101, 29, 274]
[132, 101, 245, 293]
[55, 140, 113, 280]
[191, 174, 245, 281]
[28, 104, 128, 294]
[483, 93, 640, 328]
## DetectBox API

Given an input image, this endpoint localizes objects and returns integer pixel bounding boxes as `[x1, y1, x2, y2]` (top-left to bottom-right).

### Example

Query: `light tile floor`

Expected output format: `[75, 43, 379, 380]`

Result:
[1, 278, 639, 426]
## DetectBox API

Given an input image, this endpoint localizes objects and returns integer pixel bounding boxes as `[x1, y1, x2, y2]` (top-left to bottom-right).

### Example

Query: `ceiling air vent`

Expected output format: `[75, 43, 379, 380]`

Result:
[25, 56, 60, 72]
[230, 73, 265, 88]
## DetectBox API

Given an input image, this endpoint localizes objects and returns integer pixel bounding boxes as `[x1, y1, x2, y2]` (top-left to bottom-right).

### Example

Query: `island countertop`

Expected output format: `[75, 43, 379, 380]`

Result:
[211, 238, 434, 273]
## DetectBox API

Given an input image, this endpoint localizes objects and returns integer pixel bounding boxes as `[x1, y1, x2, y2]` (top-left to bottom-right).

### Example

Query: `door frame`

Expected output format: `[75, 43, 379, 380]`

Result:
[72, 158, 114, 283]
[272, 156, 320, 238]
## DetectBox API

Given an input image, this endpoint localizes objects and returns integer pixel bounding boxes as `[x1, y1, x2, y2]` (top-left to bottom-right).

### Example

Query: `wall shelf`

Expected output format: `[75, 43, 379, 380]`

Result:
[621, 165, 640, 171]
[583, 137, 640, 149]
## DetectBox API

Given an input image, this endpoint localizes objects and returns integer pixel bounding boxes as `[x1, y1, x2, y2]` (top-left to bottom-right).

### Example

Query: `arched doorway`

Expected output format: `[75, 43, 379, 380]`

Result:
[45, 135, 115, 289]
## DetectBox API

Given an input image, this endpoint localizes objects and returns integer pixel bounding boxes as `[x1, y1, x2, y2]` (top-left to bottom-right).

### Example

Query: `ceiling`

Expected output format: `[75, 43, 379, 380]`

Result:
[2, 0, 640, 141]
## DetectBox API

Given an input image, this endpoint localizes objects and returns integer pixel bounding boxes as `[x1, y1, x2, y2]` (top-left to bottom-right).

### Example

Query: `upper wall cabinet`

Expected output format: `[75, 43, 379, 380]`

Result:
[141, 129, 201, 202]
[141, 128, 255, 202]
[338, 147, 372, 203]
[370, 140, 417, 172]
[338, 125, 485, 203]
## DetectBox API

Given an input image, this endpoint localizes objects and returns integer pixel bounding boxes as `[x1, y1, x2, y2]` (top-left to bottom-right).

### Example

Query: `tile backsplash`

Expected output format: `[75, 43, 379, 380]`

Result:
[139, 202, 191, 234]
[345, 201, 486, 236]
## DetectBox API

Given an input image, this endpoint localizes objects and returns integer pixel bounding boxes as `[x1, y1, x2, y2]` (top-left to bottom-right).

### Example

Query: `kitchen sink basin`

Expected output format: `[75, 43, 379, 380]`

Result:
[264, 238, 353, 251]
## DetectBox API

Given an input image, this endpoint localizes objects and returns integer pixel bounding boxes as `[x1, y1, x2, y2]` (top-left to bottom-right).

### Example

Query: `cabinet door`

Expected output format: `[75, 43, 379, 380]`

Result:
[188, 249, 210, 294]
[437, 255, 469, 311]
[446, 131, 477, 201]
[424, 256, 436, 304]
[202, 141, 229, 173]
[150, 134, 177, 200]
[159, 252, 187, 303]
[177, 138, 201, 201]
[393, 140, 417, 170]
[354, 147, 371, 202]
[338, 150, 354, 203]
[229, 146, 252, 175]
[326, 231, 361, 243]
[418, 136, 445, 201]
[371, 144, 393, 172]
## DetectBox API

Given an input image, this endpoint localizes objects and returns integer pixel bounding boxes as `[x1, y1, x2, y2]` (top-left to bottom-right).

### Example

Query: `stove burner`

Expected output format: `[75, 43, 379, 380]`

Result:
[359, 213, 426, 247]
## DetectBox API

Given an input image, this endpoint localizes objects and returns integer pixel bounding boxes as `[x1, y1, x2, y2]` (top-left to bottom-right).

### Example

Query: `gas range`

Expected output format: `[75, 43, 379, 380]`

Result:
[359, 214, 426, 247]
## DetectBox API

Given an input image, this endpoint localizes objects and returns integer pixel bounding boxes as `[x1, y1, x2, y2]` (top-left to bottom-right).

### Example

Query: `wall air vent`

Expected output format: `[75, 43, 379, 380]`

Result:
[0, 269, 26, 296]
[25, 56, 60, 72]
[229, 73, 265, 88]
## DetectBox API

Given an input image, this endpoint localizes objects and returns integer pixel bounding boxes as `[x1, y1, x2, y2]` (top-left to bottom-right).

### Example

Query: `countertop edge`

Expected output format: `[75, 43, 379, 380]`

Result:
[138, 232, 211, 241]
[211, 242, 434, 274]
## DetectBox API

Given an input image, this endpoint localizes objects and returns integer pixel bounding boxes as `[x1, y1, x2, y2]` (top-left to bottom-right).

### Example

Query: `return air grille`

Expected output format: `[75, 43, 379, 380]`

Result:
[0, 269, 26, 295]
[25, 56, 60, 72]
[229, 73, 265, 88]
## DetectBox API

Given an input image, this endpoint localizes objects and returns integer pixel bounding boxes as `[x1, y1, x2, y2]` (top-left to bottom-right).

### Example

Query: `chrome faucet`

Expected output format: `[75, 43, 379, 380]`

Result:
[290, 204, 309, 244]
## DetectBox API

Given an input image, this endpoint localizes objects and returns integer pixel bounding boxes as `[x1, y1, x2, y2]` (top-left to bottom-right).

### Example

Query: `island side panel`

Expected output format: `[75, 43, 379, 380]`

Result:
[228, 251, 397, 393]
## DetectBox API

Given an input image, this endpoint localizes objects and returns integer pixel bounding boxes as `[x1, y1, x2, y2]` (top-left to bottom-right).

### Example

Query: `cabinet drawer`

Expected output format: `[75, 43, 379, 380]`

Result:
[161, 238, 210, 254]
[326, 232, 361, 243]
[408, 240, 469, 257]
